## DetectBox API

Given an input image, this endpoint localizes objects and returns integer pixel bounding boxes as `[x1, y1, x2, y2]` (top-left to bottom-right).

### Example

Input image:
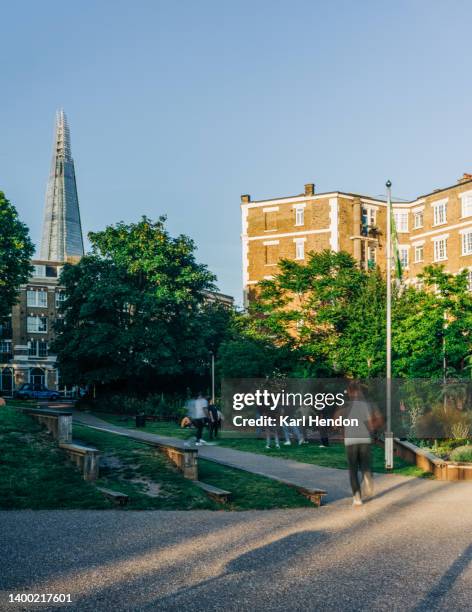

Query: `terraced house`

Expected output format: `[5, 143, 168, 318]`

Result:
[241, 176, 472, 304]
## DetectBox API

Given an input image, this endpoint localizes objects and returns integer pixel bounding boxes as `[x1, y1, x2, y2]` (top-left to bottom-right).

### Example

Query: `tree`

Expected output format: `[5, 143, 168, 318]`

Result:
[0, 191, 34, 320]
[393, 265, 472, 378]
[53, 216, 229, 393]
[247, 250, 385, 377]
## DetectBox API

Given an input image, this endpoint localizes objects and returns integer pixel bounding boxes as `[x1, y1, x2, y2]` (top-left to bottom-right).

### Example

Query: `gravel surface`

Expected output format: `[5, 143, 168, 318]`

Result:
[2, 476, 472, 611]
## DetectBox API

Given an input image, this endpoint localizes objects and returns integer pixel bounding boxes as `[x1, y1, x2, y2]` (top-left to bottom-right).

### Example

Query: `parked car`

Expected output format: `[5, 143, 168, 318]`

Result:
[13, 384, 61, 401]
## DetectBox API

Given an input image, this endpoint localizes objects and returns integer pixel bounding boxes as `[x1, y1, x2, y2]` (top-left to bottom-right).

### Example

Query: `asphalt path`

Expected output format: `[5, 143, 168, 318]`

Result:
[2, 476, 472, 611]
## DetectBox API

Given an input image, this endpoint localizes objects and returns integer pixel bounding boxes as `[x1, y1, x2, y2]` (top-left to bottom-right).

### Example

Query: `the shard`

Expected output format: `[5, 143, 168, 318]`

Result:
[40, 110, 84, 261]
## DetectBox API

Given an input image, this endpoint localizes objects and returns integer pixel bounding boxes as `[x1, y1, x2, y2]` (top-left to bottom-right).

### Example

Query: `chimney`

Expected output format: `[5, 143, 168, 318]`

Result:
[458, 173, 472, 184]
[241, 194, 251, 203]
[304, 183, 315, 197]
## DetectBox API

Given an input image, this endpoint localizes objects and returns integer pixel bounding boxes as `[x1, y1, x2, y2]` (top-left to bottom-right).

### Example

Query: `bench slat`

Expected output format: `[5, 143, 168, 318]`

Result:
[59, 442, 99, 453]
[195, 481, 231, 503]
[97, 487, 129, 505]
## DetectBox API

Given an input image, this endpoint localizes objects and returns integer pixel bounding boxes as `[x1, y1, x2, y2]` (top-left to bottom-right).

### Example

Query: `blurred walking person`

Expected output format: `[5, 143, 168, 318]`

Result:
[344, 381, 377, 506]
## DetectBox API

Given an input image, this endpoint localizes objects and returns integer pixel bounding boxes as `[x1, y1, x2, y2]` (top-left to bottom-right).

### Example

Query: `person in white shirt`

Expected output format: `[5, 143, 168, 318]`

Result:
[192, 393, 209, 446]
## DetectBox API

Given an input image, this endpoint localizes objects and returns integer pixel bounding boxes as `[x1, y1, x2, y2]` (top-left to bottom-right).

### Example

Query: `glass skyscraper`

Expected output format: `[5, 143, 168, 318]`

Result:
[40, 110, 84, 261]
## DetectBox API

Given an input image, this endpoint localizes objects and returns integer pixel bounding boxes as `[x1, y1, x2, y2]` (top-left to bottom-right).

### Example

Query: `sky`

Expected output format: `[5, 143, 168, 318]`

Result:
[1, 0, 472, 303]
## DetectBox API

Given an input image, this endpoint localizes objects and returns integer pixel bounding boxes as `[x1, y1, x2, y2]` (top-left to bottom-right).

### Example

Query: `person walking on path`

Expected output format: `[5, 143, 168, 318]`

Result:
[343, 381, 377, 506]
[208, 401, 222, 439]
[192, 393, 209, 446]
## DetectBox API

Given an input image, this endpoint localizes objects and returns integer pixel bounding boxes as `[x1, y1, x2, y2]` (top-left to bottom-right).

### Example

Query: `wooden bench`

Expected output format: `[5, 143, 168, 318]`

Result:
[59, 442, 100, 481]
[292, 485, 327, 507]
[195, 481, 231, 503]
[97, 487, 129, 506]
[141, 438, 198, 480]
[23, 407, 72, 443]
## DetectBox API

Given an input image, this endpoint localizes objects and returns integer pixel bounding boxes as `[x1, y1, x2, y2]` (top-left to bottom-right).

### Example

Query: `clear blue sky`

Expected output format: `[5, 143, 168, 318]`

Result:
[1, 0, 471, 302]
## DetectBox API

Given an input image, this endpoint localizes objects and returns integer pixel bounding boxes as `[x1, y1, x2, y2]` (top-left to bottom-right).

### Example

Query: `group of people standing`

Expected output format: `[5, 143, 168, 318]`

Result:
[183, 393, 223, 446]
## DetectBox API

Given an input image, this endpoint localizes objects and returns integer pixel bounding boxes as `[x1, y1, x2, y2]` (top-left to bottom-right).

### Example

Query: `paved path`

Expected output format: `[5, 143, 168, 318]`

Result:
[71, 411, 411, 503]
[2, 477, 472, 611]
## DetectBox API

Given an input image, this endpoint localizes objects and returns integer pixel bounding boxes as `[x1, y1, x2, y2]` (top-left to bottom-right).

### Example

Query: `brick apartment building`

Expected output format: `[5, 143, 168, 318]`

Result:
[241, 175, 472, 304]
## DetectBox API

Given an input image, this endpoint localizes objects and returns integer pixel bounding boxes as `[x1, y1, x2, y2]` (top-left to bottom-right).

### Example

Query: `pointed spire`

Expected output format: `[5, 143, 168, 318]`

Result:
[40, 110, 84, 262]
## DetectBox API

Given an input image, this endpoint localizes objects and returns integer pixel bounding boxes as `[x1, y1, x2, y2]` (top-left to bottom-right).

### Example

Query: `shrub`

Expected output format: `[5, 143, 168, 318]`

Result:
[449, 445, 472, 463]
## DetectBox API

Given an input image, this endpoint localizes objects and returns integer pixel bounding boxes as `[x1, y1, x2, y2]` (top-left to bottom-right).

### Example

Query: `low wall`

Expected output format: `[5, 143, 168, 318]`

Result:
[394, 439, 472, 481]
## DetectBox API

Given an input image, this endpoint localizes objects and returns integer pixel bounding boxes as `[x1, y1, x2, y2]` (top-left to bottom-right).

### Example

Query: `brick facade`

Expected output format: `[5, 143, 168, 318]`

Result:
[242, 178, 472, 304]
[0, 260, 65, 394]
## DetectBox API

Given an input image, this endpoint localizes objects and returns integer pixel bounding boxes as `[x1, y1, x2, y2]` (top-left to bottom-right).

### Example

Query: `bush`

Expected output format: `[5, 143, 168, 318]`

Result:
[78, 393, 188, 420]
[449, 445, 472, 463]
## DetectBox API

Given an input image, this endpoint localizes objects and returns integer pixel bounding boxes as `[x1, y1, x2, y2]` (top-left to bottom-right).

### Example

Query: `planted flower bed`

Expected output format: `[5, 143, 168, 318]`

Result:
[393, 438, 472, 480]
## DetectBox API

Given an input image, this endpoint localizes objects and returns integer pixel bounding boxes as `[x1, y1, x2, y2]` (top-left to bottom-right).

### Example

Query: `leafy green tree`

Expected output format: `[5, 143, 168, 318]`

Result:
[248, 250, 385, 377]
[0, 191, 34, 320]
[393, 265, 472, 378]
[53, 217, 228, 392]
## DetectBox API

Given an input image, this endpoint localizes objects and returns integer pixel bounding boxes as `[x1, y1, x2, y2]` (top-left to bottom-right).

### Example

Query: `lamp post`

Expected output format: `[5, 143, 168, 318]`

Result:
[210, 351, 215, 404]
[385, 180, 394, 470]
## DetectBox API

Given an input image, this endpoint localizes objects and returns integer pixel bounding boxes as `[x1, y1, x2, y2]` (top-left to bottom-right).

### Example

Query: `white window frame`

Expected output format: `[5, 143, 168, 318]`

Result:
[294, 206, 305, 227]
[294, 238, 305, 260]
[27, 290, 48, 308]
[399, 246, 409, 268]
[27, 316, 48, 334]
[414, 244, 424, 263]
[28, 340, 48, 358]
[467, 269, 472, 292]
[32, 264, 46, 277]
[393, 210, 408, 233]
[432, 200, 447, 226]
[461, 230, 472, 256]
[413, 211, 424, 229]
[433, 237, 448, 262]
[460, 191, 472, 218]
[0, 340, 12, 354]
[55, 291, 67, 308]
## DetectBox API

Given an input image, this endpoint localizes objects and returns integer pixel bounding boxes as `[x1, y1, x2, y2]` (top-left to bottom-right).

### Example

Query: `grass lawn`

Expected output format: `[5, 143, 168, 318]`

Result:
[0, 404, 312, 510]
[0, 404, 110, 509]
[74, 424, 313, 510]
[90, 412, 429, 478]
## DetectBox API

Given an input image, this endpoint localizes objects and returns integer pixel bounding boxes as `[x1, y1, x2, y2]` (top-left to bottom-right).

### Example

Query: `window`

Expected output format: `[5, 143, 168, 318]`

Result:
[414, 245, 424, 263]
[433, 201, 447, 226]
[462, 231, 472, 255]
[367, 246, 376, 268]
[433, 238, 448, 261]
[467, 270, 472, 292]
[55, 291, 67, 308]
[265, 243, 278, 265]
[27, 290, 48, 308]
[295, 239, 305, 260]
[0, 317, 12, 336]
[295, 207, 304, 227]
[28, 340, 48, 357]
[0, 340, 12, 355]
[393, 211, 408, 232]
[413, 211, 424, 229]
[461, 193, 472, 218]
[264, 211, 277, 231]
[361, 207, 376, 236]
[399, 247, 409, 268]
[27, 316, 48, 333]
[32, 265, 46, 277]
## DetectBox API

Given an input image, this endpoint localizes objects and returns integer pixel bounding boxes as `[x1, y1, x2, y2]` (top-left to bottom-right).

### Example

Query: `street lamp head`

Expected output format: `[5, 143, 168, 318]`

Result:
[386, 180, 392, 188]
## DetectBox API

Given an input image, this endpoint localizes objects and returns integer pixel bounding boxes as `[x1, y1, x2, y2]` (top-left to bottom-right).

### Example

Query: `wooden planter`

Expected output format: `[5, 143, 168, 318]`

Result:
[393, 438, 472, 481]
